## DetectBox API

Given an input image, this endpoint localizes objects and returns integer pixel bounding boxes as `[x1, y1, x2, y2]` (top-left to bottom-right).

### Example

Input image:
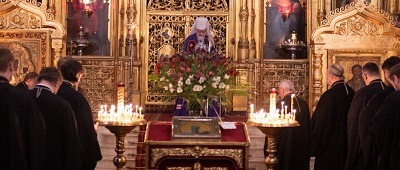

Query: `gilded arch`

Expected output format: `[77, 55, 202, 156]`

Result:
[0, 0, 65, 66]
[310, 1, 400, 107]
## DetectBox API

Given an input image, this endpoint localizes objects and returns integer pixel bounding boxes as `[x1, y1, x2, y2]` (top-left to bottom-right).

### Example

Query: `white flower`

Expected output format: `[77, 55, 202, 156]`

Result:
[169, 88, 175, 93]
[199, 76, 206, 84]
[224, 74, 230, 80]
[163, 86, 168, 90]
[218, 82, 226, 89]
[185, 78, 192, 85]
[212, 76, 221, 83]
[177, 87, 183, 93]
[193, 85, 203, 92]
[189, 75, 194, 79]
[212, 82, 218, 88]
[160, 76, 166, 81]
[168, 83, 174, 88]
[178, 78, 183, 86]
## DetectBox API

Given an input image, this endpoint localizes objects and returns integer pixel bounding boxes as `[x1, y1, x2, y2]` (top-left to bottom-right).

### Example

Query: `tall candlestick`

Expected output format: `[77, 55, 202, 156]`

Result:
[139, 107, 142, 115]
[269, 88, 277, 113]
[250, 104, 254, 114]
[135, 105, 138, 113]
[292, 109, 296, 122]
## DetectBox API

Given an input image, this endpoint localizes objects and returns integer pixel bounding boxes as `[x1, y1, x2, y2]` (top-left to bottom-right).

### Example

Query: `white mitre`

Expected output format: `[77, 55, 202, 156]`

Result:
[189, 17, 211, 36]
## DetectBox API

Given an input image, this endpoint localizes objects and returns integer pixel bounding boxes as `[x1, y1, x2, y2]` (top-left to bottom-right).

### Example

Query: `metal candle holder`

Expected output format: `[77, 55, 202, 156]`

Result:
[73, 26, 91, 56]
[281, 31, 306, 60]
[98, 119, 147, 170]
[247, 120, 299, 170]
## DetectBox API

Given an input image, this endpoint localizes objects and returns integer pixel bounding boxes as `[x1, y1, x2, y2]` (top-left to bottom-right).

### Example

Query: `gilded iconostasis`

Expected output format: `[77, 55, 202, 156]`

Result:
[0, 0, 400, 113]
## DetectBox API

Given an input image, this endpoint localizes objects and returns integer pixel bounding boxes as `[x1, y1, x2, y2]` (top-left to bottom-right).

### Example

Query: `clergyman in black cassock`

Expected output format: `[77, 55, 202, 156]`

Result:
[275, 81, 310, 170]
[57, 58, 102, 169]
[0, 48, 46, 170]
[346, 62, 387, 170]
[359, 56, 400, 169]
[369, 63, 400, 169]
[29, 67, 83, 170]
[15, 72, 38, 91]
[311, 64, 355, 170]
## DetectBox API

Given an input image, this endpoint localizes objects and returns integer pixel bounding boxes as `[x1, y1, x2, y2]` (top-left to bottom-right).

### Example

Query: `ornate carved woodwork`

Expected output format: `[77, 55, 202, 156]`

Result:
[0, 0, 64, 67]
[311, 1, 400, 108]
[0, 30, 50, 84]
[145, 0, 231, 112]
[71, 56, 133, 115]
[255, 59, 309, 110]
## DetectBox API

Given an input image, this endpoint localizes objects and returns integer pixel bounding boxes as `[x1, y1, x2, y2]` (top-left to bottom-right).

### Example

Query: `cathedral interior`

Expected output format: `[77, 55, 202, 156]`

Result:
[1, 0, 400, 169]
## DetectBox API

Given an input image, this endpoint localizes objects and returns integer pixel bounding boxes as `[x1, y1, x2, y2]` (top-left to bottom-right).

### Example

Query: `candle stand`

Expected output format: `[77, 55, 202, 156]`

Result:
[280, 31, 306, 60]
[247, 120, 299, 170]
[98, 119, 147, 170]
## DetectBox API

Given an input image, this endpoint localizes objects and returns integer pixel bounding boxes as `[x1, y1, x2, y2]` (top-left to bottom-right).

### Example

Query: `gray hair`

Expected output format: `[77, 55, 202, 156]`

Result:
[279, 79, 295, 92]
[329, 64, 344, 79]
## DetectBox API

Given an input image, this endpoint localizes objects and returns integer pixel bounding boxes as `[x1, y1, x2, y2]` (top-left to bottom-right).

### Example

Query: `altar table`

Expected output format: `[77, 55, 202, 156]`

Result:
[144, 121, 250, 170]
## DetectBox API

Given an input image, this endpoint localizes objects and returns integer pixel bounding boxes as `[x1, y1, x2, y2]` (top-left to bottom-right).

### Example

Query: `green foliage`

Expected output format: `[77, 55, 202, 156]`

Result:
[150, 50, 247, 110]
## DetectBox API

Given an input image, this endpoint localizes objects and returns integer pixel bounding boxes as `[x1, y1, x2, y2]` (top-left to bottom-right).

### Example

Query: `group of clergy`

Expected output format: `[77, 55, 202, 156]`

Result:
[0, 48, 102, 170]
[267, 56, 400, 170]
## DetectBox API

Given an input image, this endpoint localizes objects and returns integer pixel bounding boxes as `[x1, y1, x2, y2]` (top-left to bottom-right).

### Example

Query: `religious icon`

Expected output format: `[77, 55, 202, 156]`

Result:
[263, 0, 307, 59]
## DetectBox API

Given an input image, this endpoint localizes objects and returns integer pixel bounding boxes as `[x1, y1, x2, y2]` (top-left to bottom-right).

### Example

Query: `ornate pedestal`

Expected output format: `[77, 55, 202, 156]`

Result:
[144, 121, 250, 170]
[247, 121, 299, 170]
[99, 119, 147, 170]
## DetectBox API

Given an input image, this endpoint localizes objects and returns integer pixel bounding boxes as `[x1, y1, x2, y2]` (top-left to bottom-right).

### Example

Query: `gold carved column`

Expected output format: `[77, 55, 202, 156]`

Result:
[238, 0, 249, 60]
[247, 0, 256, 105]
[311, 51, 323, 108]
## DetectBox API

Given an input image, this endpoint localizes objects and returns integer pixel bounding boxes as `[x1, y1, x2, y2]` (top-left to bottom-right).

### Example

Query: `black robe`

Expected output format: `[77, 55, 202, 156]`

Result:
[0, 76, 45, 170]
[30, 85, 83, 170]
[311, 80, 355, 170]
[369, 91, 400, 169]
[57, 82, 102, 169]
[346, 79, 387, 170]
[358, 86, 395, 169]
[273, 93, 310, 170]
[15, 81, 29, 91]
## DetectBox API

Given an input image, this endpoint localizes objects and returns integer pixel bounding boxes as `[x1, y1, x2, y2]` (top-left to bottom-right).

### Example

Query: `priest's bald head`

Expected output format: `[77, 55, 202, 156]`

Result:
[327, 64, 344, 86]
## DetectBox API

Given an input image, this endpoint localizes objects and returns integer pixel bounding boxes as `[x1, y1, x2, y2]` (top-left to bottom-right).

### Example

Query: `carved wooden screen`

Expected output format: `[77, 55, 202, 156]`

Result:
[145, 0, 231, 112]
[0, 0, 64, 84]
[256, 59, 309, 111]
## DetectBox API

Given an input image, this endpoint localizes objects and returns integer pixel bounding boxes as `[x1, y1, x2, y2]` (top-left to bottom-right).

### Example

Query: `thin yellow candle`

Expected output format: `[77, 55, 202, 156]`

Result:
[291, 94, 295, 112]
[135, 105, 138, 113]
[139, 107, 142, 116]
[281, 101, 284, 112]
[292, 109, 296, 122]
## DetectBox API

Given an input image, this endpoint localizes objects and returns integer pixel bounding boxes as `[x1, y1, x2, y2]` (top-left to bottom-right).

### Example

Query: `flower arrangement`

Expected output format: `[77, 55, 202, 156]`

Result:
[150, 50, 242, 111]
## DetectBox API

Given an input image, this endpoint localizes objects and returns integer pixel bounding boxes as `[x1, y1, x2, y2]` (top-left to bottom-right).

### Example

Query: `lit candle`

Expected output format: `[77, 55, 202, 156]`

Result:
[250, 104, 254, 114]
[292, 109, 296, 122]
[291, 94, 295, 112]
[139, 107, 142, 116]
[281, 101, 284, 112]
[285, 105, 287, 115]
